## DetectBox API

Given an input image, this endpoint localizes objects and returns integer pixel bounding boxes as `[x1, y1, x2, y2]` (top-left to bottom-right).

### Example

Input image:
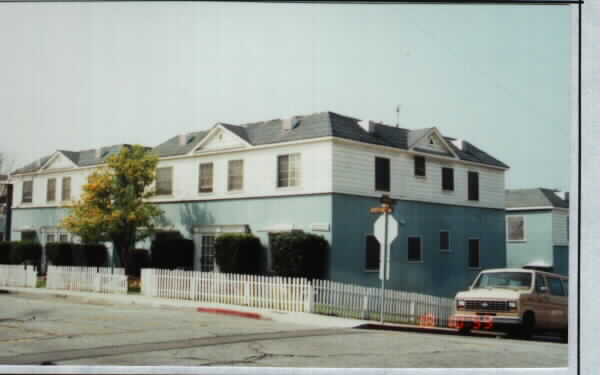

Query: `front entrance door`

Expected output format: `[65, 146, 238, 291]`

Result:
[193, 233, 217, 272]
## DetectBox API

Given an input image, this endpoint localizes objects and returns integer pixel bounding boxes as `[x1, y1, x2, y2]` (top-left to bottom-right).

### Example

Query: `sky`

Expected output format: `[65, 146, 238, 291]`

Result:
[0, 2, 572, 191]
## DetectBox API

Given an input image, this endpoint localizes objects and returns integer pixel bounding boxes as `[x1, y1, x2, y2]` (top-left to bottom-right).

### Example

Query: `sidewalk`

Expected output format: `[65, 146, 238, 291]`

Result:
[0, 286, 370, 329]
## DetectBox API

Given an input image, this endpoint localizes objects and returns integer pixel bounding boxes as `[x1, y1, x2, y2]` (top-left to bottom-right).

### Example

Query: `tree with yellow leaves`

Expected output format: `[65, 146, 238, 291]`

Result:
[61, 145, 163, 268]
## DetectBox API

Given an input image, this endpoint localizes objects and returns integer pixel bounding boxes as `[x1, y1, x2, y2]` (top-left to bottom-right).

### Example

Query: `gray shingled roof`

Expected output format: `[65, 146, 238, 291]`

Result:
[14, 111, 510, 174]
[506, 188, 569, 209]
[13, 144, 139, 174]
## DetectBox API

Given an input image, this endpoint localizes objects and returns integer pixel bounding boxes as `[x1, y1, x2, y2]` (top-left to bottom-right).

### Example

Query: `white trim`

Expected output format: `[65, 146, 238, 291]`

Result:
[276, 152, 303, 189]
[409, 127, 459, 159]
[506, 215, 527, 242]
[189, 123, 252, 155]
[506, 206, 555, 211]
[258, 224, 296, 233]
[40, 151, 77, 170]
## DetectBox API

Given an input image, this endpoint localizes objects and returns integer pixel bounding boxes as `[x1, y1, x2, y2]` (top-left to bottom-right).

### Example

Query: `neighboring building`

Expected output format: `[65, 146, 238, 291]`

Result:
[9, 111, 509, 297]
[505, 188, 569, 276]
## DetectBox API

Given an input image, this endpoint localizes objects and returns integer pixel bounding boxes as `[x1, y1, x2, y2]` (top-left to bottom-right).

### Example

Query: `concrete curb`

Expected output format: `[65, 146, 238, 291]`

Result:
[196, 307, 268, 320]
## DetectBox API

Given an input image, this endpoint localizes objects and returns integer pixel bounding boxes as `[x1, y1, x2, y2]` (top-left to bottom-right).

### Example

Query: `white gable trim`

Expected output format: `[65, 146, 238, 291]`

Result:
[189, 123, 251, 155]
[409, 127, 459, 159]
[40, 151, 78, 170]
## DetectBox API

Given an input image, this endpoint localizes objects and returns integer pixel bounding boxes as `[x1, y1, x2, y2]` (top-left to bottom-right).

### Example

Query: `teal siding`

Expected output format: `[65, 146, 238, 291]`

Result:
[553, 245, 569, 276]
[506, 211, 553, 269]
[331, 195, 506, 298]
[12, 207, 71, 241]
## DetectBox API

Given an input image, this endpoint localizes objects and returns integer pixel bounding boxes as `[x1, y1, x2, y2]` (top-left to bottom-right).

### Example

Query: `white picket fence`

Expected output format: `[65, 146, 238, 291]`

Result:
[0, 265, 37, 288]
[312, 279, 455, 328]
[46, 266, 128, 294]
[141, 269, 312, 312]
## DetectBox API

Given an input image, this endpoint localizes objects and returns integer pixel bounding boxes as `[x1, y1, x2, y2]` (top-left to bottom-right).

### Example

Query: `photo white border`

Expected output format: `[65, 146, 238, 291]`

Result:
[0, 1, 596, 374]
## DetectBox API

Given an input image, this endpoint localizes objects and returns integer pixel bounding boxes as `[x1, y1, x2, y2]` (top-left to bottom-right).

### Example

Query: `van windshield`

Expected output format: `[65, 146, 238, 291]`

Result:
[473, 272, 532, 290]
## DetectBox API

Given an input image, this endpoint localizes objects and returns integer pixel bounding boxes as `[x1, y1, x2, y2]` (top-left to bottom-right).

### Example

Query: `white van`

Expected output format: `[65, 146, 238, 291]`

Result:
[452, 268, 568, 340]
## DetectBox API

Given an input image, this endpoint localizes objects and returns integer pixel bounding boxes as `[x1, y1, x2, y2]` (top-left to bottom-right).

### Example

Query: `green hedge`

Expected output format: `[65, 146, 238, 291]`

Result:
[81, 244, 108, 267]
[46, 242, 73, 266]
[0, 241, 10, 264]
[151, 232, 194, 270]
[215, 233, 262, 275]
[10, 241, 42, 267]
[270, 231, 328, 280]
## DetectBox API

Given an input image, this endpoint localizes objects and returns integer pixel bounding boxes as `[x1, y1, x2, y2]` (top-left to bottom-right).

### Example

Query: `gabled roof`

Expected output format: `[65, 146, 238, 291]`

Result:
[12, 144, 141, 174]
[506, 188, 569, 209]
[14, 111, 510, 173]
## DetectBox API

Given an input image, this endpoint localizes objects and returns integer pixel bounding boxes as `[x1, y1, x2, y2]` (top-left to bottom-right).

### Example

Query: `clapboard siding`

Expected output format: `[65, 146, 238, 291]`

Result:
[552, 209, 569, 246]
[148, 141, 332, 203]
[12, 168, 93, 209]
[332, 141, 505, 209]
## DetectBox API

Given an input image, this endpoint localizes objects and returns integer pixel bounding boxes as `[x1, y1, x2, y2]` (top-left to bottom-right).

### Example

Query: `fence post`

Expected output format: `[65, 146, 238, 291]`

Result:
[304, 282, 314, 313]
[410, 301, 415, 323]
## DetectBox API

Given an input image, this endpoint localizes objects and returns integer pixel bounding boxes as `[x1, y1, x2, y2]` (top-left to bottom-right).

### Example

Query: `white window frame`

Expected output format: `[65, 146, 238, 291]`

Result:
[22, 180, 33, 204]
[198, 162, 214, 194]
[155, 166, 174, 196]
[407, 235, 423, 263]
[61, 176, 72, 201]
[468, 237, 481, 269]
[277, 153, 302, 189]
[439, 230, 451, 253]
[47, 178, 56, 202]
[506, 215, 527, 242]
[227, 159, 244, 192]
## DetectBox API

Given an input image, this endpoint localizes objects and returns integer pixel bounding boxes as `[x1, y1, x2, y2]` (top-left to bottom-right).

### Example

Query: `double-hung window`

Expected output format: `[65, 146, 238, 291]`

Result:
[408, 237, 422, 262]
[375, 157, 390, 192]
[156, 167, 173, 195]
[507, 216, 525, 241]
[61, 177, 71, 201]
[442, 167, 454, 191]
[47, 178, 56, 202]
[414, 156, 426, 177]
[22, 181, 33, 203]
[198, 163, 213, 193]
[468, 171, 479, 201]
[277, 154, 301, 188]
[228, 160, 244, 191]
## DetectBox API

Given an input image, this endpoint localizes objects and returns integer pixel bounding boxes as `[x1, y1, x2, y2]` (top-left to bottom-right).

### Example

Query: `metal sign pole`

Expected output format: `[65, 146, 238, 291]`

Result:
[380, 208, 389, 324]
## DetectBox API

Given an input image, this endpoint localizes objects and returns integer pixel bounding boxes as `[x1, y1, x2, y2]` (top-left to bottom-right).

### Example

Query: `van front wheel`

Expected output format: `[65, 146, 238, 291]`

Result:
[518, 312, 535, 339]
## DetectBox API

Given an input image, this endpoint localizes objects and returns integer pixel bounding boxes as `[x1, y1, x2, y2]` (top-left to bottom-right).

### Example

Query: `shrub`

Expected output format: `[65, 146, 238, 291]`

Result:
[10, 241, 42, 268]
[127, 249, 150, 277]
[151, 233, 194, 270]
[81, 244, 108, 267]
[215, 233, 262, 275]
[45, 242, 73, 266]
[270, 231, 328, 280]
[0, 241, 10, 264]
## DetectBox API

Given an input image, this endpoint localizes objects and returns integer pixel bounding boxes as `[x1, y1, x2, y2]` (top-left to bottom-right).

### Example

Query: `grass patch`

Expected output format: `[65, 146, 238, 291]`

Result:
[36, 278, 46, 288]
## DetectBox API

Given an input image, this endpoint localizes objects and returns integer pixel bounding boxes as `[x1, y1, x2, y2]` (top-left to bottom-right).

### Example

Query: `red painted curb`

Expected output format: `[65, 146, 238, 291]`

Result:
[196, 307, 265, 320]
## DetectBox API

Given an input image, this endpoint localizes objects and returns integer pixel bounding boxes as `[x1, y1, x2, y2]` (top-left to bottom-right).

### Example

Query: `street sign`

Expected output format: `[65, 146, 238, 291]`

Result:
[370, 206, 392, 214]
[374, 214, 398, 280]
[379, 194, 395, 206]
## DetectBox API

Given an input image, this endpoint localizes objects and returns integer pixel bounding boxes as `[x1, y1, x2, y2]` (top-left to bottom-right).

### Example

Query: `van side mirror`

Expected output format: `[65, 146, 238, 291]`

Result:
[539, 286, 548, 293]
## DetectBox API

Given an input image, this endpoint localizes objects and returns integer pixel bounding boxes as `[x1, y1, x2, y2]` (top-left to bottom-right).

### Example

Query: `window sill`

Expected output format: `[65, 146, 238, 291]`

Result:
[414, 175, 427, 180]
[226, 190, 244, 195]
[276, 185, 304, 191]
[441, 189, 454, 194]
[364, 269, 379, 273]
[408, 260, 424, 264]
[440, 250, 452, 253]
[507, 240, 527, 243]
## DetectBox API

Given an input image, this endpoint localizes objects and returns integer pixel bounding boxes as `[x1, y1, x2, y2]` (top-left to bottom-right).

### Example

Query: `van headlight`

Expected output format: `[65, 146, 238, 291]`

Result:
[456, 300, 466, 309]
[508, 301, 518, 310]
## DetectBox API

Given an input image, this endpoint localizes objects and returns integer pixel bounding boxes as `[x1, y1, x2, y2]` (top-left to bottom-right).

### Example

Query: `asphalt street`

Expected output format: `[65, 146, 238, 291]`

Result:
[0, 292, 568, 368]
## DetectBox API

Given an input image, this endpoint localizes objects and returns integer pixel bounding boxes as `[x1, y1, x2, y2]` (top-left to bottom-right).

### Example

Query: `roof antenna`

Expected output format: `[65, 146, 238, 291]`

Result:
[395, 104, 401, 128]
